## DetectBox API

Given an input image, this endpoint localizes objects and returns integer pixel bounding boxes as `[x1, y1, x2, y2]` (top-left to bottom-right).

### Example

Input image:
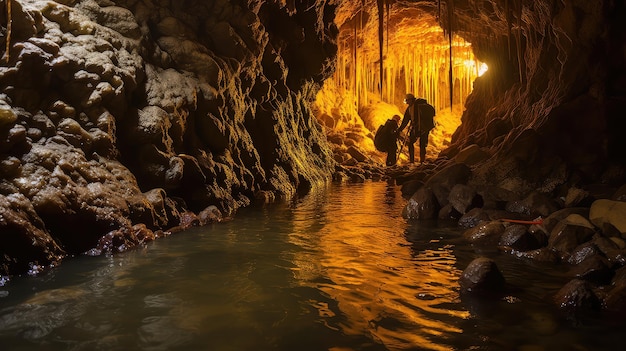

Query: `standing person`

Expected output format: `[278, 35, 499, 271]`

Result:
[396, 93, 435, 164]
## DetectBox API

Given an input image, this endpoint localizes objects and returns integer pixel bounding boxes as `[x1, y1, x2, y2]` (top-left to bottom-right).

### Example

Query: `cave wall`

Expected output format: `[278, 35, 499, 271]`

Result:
[441, 0, 626, 192]
[0, 0, 338, 277]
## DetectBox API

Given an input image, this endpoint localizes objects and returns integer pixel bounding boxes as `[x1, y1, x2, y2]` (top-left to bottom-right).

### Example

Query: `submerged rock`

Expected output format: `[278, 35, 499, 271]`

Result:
[459, 257, 506, 295]
[554, 279, 601, 314]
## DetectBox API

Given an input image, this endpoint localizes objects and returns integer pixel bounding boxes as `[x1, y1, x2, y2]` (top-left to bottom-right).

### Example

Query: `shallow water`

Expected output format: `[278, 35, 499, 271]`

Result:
[0, 182, 624, 350]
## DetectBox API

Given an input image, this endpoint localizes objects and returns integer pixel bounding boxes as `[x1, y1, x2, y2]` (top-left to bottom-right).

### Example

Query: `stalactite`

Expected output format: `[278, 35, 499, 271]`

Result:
[5, 0, 12, 64]
[385, 0, 390, 55]
[516, 0, 523, 83]
[353, 20, 357, 104]
[506, 0, 512, 60]
[377, 0, 384, 99]
[448, 0, 454, 111]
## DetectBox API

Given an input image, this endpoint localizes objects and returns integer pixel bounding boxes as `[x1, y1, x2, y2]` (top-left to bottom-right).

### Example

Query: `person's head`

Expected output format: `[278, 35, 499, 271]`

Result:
[403, 93, 416, 104]
[392, 115, 401, 123]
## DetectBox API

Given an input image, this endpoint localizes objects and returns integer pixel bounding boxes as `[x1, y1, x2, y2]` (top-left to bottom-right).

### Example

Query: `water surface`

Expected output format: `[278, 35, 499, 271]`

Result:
[0, 182, 623, 350]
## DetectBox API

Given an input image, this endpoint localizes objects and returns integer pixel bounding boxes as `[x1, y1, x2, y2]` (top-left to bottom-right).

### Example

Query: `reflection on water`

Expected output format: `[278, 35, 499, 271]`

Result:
[288, 183, 468, 351]
[0, 182, 623, 350]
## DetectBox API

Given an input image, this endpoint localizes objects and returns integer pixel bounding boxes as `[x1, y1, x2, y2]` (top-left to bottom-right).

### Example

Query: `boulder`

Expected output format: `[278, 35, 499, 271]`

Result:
[569, 255, 613, 285]
[554, 279, 601, 313]
[459, 257, 506, 294]
[548, 214, 597, 259]
[498, 224, 542, 252]
[505, 190, 560, 218]
[511, 248, 560, 263]
[453, 144, 489, 165]
[402, 186, 439, 220]
[589, 199, 626, 237]
[463, 221, 505, 245]
[426, 162, 472, 207]
[448, 183, 483, 214]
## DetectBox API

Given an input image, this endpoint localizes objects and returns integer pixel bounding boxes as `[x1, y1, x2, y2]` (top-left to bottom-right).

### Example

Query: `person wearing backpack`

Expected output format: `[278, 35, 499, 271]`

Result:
[396, 93, 436, 164]
[374, 114, 401, 166]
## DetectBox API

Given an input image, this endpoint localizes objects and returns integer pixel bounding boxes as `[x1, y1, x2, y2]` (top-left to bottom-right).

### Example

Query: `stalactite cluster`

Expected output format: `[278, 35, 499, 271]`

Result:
[331, 1, 481, 111]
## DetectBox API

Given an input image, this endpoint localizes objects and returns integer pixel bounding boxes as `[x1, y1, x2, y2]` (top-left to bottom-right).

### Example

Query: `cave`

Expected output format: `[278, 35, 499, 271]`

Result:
[1, 0, 626, 348]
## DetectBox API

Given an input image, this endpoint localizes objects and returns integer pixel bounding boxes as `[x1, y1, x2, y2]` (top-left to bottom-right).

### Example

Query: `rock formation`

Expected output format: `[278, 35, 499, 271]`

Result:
[0, 0, 338, 278]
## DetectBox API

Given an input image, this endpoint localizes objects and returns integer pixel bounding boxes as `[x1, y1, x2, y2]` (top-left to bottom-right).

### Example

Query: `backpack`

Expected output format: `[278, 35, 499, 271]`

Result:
[416, 103, 435, 132]
[374, 120, 396, 152]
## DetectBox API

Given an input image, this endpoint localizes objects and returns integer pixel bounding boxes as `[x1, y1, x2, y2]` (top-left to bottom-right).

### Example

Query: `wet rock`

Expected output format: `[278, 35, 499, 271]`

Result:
[459, 257, 506, 294]
[510, 247, 560, 263]
[542, 207, 590, 233]
[498, 224, 542, 252]
[506, 190, 560, 218]
[453, 144, 489, 166]
[554, 279, 601, 313]
[346, 145, 367, 162]
[589, 199, 626, 237]
[613, 184, 626, 201]
[567, 242, 602, 265]
[458, 208, 491, 228]
[438, 203, 462, 220]
[563, 186, 592, 208]
[448, 183, 483, 214]
[458, 208, 514, 228]
[475, 185, 517, 211]
[569, 255, 613, 285]
[603, 284, 626, 314]
[612, 266, 626, 287]
[402, 187, 439, 220]
[592, 235, 625, 265]
[198, 205, 223, 225]
[400, 179, 423, 199]
[177, 211, 201, 230]
[426, 162, 472, 207]
[0, 193, 65, 277]
[548, 214, 596, 259]
[463, 221, 505, 245]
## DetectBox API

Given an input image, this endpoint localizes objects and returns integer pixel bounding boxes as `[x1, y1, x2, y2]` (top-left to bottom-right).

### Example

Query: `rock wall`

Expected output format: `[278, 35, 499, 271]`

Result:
[439, 0, 626, 193]
[0, 0, 338, 277]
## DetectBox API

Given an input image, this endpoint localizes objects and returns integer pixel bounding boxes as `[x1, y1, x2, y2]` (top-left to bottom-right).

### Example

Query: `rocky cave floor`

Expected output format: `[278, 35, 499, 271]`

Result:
[332, 141, 626, 325]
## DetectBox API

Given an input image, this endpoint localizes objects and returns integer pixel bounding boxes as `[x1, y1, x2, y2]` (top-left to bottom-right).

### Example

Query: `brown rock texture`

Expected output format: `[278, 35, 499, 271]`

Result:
[0, 0, 337, 277]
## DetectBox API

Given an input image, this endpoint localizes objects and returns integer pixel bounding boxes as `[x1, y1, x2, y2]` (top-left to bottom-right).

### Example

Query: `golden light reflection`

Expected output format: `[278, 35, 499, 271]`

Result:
[289, 184, 470, 350]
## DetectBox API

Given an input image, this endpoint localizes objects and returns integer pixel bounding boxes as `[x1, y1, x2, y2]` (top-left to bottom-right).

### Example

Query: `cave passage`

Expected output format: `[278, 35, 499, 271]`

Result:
[314, 3, 486, 163]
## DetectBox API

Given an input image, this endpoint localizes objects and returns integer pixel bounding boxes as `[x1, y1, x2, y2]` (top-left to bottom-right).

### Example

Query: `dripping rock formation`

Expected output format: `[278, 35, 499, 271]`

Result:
[0, 0, 339, 277]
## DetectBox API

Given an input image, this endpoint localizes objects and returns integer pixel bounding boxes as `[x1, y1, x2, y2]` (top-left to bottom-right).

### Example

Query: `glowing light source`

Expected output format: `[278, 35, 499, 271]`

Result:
[478, 63, 488, 77]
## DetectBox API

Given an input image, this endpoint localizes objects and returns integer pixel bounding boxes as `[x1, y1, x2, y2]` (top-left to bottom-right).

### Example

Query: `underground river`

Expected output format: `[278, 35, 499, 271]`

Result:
[0, 181, 624, 350]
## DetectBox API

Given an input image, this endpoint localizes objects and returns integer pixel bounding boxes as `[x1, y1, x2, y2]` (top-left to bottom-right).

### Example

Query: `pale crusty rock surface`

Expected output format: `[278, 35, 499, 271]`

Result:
[0, 0, 337, 277]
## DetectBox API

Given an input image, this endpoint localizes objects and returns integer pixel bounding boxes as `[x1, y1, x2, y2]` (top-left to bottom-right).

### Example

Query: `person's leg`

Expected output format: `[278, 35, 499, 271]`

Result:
[419, 132, 429, 163]
[390, 144, 397, 165]
[408, 134, 417, 163]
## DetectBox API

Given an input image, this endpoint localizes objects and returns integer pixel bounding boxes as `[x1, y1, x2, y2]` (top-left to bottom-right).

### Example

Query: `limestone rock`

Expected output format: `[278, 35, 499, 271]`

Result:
[498, 224, 542, 252]
[554, 279, 601, 313]
[463, 221, 505, 245]
[448, 183, 482, 214]
[589, 199, 626, 237]
[402, 186, 439, 220]
[548, 214, 597, 259]
[459, 257, 506, 294]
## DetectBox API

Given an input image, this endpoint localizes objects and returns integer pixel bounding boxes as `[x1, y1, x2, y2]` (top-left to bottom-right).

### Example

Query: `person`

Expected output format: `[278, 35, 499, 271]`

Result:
[383, 115, 401, 166]
[396, 93, 435, 164]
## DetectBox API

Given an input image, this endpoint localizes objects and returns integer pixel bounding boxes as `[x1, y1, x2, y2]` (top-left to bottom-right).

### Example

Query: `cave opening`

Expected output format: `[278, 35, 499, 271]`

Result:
[313, 1, 485, 164]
